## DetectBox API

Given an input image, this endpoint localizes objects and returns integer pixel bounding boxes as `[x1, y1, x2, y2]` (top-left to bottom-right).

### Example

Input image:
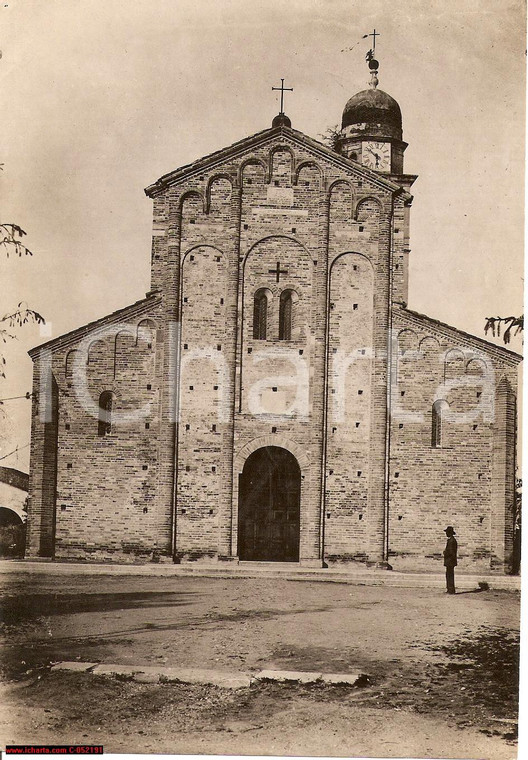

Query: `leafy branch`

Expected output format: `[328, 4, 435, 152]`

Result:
[0, 305, 45, 378]
[484, 315, 524, 345]
[0, 223, 33, 258]
[319, 124, 342, 153]
[0, 161, 46, 383]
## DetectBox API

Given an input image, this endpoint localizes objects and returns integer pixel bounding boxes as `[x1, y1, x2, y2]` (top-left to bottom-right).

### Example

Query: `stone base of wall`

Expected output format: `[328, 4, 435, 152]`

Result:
[50, 545, 173, 564]
[324, 556, 372, 569]
[388, 553, 512, 575]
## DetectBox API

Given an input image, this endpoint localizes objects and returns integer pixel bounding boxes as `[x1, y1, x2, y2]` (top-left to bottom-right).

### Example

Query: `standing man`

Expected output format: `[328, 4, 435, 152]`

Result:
[443, 526, 457, 594]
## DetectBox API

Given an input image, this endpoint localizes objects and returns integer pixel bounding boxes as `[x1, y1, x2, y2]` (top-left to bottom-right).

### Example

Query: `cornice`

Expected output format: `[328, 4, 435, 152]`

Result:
[28, 293, 162, 359]
[144, 125, 413, 202]
[395, 307, 522, 365]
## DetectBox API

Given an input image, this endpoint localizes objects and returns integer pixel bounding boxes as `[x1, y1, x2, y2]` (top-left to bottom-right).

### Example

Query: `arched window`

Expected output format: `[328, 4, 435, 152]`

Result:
[279, 289, 293, 340]
[98, 391, 113, 436]
[432, 400, 448, 448]
[253, 289, 268, 340]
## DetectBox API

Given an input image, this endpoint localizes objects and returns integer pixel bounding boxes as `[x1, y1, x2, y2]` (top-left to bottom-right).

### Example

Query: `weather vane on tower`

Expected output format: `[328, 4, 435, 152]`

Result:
[365, 29, 380, 89]
[340, 29, 381, 89]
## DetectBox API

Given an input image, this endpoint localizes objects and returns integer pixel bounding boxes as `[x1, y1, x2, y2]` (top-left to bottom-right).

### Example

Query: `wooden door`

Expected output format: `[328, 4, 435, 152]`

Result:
[238, 446, 300, 562]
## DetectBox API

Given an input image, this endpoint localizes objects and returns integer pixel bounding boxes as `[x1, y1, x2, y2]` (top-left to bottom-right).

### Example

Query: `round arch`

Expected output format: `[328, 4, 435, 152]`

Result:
[234, 434, 309, 474]
[0, 505, 25, 525]
[178, 189, 206, 214]
[238, 157, 268, 186]
[205, 174, 235, 213]
[267, 144, 296, 183]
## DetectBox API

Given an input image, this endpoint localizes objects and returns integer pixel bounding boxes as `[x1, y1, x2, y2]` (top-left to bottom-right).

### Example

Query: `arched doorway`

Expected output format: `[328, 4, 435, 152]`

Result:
[238, 446, 301, 562]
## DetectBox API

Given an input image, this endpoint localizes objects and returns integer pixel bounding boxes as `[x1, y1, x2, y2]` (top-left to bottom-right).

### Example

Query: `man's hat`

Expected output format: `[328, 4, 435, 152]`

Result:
[444, 526, 456, 535]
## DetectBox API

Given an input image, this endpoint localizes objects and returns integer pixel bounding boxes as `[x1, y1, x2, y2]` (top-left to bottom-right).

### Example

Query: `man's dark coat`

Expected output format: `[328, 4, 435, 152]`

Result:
[443, 536, 458, 567]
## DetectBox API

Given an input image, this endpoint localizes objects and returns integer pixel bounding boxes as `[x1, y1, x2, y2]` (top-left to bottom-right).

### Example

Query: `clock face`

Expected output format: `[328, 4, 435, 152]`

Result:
[362, 141, 391, 172]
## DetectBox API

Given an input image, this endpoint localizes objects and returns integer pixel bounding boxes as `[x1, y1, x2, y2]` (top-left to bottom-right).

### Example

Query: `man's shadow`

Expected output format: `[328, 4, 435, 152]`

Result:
[453, 583, 490, 595]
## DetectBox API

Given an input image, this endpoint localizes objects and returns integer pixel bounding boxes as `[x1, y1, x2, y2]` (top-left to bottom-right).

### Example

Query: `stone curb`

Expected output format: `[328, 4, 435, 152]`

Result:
[50, 662, 369, 689]
[2, 560, 520, 591]
[51, 661, 98, 672]
[254, 669, 323, 684]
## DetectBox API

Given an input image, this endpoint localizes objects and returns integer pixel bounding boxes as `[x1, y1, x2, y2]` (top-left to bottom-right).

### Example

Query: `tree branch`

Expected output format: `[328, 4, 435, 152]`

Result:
[484, 315, 524, 345]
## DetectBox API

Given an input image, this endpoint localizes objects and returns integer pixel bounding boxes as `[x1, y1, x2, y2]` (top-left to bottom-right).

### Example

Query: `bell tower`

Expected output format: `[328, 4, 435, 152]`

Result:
[338, 40, 408, 178]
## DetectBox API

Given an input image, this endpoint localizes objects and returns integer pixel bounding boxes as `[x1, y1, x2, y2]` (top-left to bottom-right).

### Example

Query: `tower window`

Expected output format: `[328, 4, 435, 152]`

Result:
[98, 391, 114, 436]
[253, 289, 268, 340]
[279, 289, 294, 340]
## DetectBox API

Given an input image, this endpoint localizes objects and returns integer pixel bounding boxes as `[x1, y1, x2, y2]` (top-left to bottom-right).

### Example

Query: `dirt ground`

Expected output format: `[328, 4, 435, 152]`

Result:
[0, 565, 521, 758]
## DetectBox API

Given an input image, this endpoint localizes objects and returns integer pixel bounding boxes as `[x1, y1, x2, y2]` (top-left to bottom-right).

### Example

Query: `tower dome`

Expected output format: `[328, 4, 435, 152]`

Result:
[337, 51, 407, 175]
[341, 88, 402, 141]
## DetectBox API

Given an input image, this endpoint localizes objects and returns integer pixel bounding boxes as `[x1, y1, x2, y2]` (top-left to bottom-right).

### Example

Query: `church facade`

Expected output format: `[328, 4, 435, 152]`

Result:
[26, 63, 520, 572]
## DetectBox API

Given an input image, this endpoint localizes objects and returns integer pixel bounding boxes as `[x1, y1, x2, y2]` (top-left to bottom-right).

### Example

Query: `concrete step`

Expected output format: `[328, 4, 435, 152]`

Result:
[1, 558, 521, 590]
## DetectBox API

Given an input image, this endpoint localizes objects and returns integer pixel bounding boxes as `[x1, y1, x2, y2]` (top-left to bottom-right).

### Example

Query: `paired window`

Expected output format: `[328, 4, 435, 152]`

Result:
[253, 288, 295, 341]
[279, 290, 293, 340]
[253, 289, 268, 340]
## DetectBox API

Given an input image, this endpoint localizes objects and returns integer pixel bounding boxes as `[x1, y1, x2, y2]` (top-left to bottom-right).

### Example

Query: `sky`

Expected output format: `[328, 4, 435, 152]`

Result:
[0, 0, 525, 471]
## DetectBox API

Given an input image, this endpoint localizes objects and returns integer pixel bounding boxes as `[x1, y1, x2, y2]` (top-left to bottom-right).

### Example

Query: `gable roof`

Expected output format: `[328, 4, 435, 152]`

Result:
[397, 308, 522, 365]
[145, 124, 414, 201]
[28, 292, 162, 359]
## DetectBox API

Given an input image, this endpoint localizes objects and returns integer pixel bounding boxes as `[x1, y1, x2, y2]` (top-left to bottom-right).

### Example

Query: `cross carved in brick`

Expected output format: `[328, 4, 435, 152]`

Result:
[269, 261, 288, 283]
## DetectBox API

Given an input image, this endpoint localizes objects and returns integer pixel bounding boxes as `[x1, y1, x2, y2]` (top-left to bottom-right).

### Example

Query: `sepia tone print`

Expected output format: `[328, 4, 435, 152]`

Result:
[0, 2, 523, 759]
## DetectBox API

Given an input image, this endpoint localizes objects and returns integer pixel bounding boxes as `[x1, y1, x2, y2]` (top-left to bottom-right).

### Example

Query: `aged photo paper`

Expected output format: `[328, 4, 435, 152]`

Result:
[0, 1, 524, 759]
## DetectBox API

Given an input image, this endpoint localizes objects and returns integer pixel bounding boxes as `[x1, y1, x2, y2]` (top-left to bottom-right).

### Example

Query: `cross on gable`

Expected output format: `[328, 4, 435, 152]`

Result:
[269, 261, 289, 283]
[272, 78, 293, 114]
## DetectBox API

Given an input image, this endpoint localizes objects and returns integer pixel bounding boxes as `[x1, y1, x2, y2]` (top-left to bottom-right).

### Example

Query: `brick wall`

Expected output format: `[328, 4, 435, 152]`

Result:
[388, 310, 519, 572]
[27, 299, 165, 562]
[27, 126, 520, 571]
